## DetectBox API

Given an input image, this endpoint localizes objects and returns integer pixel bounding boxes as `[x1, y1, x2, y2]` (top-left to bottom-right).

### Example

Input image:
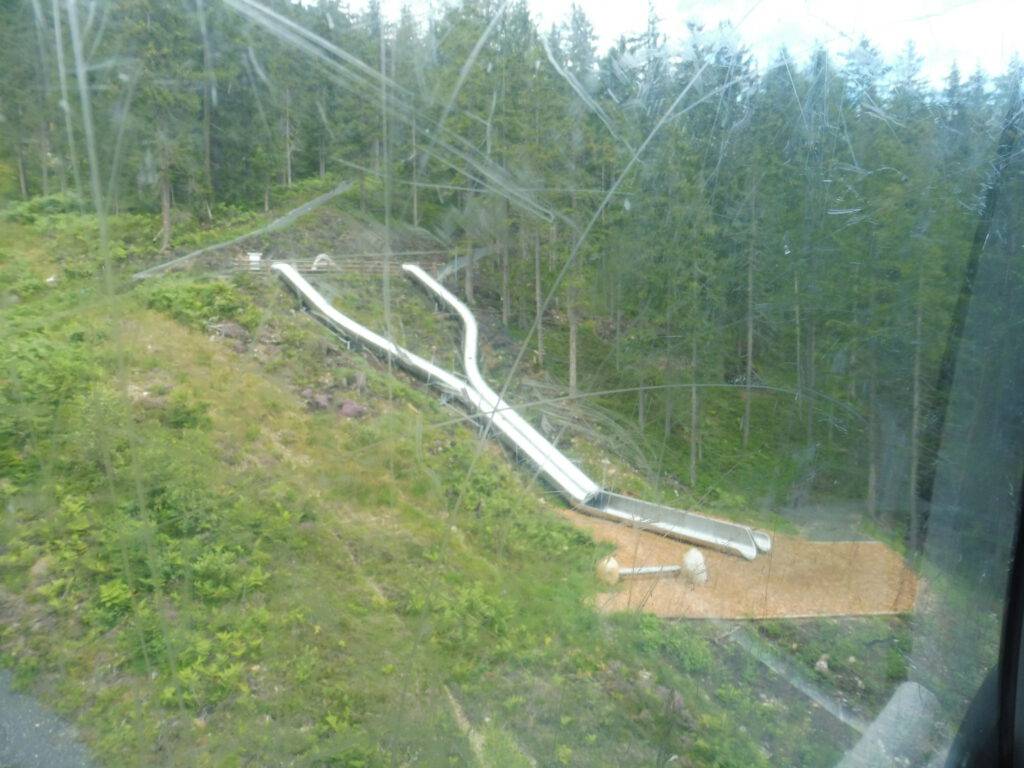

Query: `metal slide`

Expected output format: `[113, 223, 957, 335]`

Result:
[273, 261, 771, 560]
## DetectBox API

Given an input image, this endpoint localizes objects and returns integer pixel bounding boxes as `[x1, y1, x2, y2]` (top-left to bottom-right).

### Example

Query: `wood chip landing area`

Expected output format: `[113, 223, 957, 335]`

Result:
[562, 510, 918, 620]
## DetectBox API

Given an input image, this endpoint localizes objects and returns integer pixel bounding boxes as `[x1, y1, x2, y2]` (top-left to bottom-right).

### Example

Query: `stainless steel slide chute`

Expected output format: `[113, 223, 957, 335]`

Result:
[273, 261, 771, 560]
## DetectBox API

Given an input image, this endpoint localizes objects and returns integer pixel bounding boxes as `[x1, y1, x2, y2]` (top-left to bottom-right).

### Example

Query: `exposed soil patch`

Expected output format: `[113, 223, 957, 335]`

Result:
[562, 510, 918, 619]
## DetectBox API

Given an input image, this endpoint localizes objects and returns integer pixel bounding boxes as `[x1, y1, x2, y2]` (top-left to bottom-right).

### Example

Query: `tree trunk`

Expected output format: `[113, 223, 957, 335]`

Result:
[534, 232, 544, 365]
[52, 0, 83, 200]
[197, 0, 213, 201]
[908, 284, 924, 553]
[806, 322, 816, 441]
[689, 334, 699, 488]
[517, 228, 528, 325]
[411, 115, 419, 228]
[16, 140, 29, 199]
[28, 0, 51, 195]
[201, 80, 212, 200]
[867, 349, 879, 520]
[794, 272, 802, 408]
[160, 171, 172, 252]
[284, 87, 292, 187]
[663, 387, 674, 442]
[464, 242, 474, 303]
[500, 240, 510, 326]
[318, 137, 326, 178]
[742, 206, 756, 448]
[638, 386, 645, 430]
[56, 134, 67, 193]
[38, 124, 50, 195]
[263, 186, 269, 213]
[568, 294, 578, 397]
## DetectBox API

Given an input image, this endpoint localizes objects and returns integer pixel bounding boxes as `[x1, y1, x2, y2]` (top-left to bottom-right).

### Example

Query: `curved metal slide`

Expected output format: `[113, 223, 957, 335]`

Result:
[273, 261, 771, 560]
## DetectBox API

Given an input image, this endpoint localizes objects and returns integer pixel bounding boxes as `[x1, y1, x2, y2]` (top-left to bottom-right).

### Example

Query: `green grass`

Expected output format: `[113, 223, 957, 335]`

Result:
[753, 617, 912, 719]
[0, 204, 917, 767]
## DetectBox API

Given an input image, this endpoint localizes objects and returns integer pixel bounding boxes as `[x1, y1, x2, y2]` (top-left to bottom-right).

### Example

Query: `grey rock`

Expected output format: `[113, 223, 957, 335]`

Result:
[339, 400, 368, 418]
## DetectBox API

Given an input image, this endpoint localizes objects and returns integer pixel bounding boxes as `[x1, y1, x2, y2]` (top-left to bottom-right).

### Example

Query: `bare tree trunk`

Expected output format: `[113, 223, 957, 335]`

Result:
[29, 0, 51, 195]
[867, 349, 879, 520]
[806, 322, 816, 441]
[160, 170, 172, 252]
[534, 232, 544, 365]
[196, 0, 214, 203]
[827, 402, 834, 447]
[517, 228, 528, 325]
[742, 209, 756, 448]
[38, 125, 50, 195]
[614, 306, 622, 372]
[52, 0, 83, 200]
[663, 387, 674, 441]
[56, 136, 67, 193]
[568, 294, 578, 397]
[794, 272, 802, 409]
[201, 82, 212, 200]
[16, 140, 29, 199]
[263, 186, 269, 213]
[908, 283, 924, 552]
[638, 386, 645, 430]
[500, 240, 510, 326]
[689, 334, 699, 488]
[464, 242, 474, 303]
[284, 87, 292, 187]
[411, 114, 419, 227]
[318, 137, 326, 178]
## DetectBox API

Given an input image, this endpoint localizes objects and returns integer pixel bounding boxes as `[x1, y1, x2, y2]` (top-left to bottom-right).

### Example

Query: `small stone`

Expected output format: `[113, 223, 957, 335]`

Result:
[815, 655, 830, 674]
[339, 400, 367, 418]
[211, 321, 249, 341]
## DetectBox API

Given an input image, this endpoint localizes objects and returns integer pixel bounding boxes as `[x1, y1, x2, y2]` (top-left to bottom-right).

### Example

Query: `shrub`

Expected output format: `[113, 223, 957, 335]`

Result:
[190, 547, 267, 603]
[95, 579, 134, 624]
[141, 278, 260, 331]
[1, 193, 82, 223]
[160, 388, 211, 430]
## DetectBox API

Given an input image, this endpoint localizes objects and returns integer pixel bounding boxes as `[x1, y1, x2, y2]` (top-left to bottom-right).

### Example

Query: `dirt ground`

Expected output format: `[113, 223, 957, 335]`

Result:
[562, 510, 918, 620]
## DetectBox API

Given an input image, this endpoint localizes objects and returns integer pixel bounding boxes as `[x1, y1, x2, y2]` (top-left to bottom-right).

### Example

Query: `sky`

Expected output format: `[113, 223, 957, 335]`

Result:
[356, 0, 1022, 87]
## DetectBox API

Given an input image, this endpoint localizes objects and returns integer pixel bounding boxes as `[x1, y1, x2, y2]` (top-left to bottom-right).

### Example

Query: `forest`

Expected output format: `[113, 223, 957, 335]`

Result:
[3, 0, 1020, 554]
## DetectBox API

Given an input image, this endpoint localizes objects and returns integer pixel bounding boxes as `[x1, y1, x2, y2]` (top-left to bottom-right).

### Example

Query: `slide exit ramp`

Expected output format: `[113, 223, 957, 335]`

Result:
[273, 262, 770, 560]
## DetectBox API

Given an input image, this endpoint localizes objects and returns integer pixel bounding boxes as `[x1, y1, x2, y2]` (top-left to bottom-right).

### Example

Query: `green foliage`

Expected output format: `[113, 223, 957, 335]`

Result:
[160, 388, 212, 430]
[95, 579, 134, 623]
[190, 547, 268, 603]
[1, 193, 82, 223]
[142, 278, 260, 330]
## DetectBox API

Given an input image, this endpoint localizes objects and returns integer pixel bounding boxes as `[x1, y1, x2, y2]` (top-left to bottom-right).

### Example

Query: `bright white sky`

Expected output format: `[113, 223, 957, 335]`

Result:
[357, 0, 1022, 87]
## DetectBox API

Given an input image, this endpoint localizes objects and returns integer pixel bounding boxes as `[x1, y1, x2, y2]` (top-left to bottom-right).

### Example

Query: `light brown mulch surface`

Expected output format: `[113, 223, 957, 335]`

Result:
[562, 510, 919, 620]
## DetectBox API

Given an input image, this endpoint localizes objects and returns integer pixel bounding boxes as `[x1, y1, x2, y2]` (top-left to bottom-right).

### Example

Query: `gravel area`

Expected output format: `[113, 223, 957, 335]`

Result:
[0, 671, 93, 768]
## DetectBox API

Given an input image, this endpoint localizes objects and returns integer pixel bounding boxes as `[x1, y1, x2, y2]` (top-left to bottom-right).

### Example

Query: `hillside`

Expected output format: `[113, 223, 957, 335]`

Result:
[0, 191, 924, 767]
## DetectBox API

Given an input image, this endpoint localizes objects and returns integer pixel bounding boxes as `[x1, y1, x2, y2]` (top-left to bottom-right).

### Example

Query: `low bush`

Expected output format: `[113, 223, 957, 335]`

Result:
[141, 278, 260, 331]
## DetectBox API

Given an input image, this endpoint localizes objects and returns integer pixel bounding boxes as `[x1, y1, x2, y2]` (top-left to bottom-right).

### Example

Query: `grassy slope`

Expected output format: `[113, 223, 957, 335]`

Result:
[0, 190, 917, 766]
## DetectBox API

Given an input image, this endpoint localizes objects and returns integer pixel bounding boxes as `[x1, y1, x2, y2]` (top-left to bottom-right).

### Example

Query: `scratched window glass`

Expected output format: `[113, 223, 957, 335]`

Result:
[1, 0, 1022, 766]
